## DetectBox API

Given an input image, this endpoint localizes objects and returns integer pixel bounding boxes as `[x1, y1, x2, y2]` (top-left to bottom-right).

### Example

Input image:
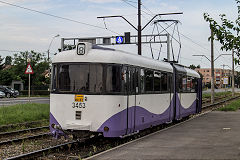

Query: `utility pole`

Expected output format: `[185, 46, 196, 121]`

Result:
[138, 0, 141, 55]
[97, 3, 182, 58]
[210, 27, 215, 104]
[221, 64, 227, 93]
[232, 49, 235, 96]
[167, 33, 170, 61]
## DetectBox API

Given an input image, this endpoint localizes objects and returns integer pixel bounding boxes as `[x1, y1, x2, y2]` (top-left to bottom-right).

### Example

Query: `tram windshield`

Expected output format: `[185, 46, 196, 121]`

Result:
[51, 63, 124, 94]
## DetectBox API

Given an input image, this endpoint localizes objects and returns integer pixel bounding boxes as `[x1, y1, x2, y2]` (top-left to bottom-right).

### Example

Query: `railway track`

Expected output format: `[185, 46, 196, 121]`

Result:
[0, 120, 48, 133]
[0, 126, 49, 138]
[202, 95, 240, 110]
[2, 95, 240, 160]
[0, 132, 50, 146]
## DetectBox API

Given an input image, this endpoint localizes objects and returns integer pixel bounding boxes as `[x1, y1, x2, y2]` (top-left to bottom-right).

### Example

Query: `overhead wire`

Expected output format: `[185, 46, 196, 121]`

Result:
[123, 1, 212, 65]
[0, 0, 121, 35]
[141, 2, 211, 53]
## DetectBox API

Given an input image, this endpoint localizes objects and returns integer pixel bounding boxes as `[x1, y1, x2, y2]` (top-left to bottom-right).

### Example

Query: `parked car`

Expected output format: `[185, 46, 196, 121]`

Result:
[0, 86, 19, 98]
[0, 91, 5, 98]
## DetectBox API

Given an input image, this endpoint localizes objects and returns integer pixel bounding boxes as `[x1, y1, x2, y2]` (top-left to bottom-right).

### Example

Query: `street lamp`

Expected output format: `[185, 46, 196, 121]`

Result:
[47, 34, 60, 61]
[192, 54, 231, 62]
[192, 53, 231, 103]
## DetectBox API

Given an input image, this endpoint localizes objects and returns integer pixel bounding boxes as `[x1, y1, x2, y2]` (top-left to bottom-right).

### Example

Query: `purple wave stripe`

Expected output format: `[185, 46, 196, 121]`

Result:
[98, 95, 197, 137]
[175, 93, 197, 120]
[97, 100, 174, 137]
[49, 112, 64, 138]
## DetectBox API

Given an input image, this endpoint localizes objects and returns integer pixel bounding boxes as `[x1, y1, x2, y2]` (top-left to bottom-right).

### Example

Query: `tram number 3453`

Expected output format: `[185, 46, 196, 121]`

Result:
[72, 102, 86, 108]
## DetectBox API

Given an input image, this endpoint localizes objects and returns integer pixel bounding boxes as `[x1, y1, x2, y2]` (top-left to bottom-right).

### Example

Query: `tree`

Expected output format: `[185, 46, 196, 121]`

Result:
[5, 56, 12, 65]
[203, 0, 240, 60]
[12, 51, 50, 88]
[0, 56, 4, 70]
[0, 52, 50, 88]
[189, 64, 200, 70]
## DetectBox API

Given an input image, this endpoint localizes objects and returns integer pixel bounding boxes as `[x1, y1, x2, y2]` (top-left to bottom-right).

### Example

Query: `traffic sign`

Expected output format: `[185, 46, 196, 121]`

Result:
[25, 64, 34, 74]
[116, 36, 123, 44]
[223, 77, 228, 85]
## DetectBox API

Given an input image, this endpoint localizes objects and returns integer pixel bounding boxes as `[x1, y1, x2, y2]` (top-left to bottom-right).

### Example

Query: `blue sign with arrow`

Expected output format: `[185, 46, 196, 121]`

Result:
[116, 36, 123, 44]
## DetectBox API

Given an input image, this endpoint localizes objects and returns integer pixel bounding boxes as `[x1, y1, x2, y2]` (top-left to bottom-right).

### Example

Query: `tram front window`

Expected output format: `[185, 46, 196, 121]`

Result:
[55, 64, 103, 93]
[52, 63, 123, 94]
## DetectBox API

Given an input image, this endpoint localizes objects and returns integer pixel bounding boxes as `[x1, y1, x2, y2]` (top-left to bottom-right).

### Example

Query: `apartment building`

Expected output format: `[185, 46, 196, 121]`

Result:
[195, 68, 236, 88]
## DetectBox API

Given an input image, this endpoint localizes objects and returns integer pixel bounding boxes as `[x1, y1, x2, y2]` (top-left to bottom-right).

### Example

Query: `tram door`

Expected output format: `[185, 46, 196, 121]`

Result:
[126, 67, 138, 135]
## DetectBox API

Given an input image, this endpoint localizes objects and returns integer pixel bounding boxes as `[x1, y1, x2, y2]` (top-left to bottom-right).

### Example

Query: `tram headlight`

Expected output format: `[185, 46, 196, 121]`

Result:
[104, 126, 109, 132]
[51, 123, 56, 129]
[51, 123, 62, 130]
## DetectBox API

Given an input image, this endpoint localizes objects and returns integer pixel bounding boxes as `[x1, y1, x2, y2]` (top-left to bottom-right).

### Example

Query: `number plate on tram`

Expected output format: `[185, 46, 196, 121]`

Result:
[73, 95, 87, 108]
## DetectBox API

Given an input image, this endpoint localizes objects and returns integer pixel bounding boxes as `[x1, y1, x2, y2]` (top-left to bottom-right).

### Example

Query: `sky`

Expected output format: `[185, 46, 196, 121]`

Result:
[0, 0, 238, 70]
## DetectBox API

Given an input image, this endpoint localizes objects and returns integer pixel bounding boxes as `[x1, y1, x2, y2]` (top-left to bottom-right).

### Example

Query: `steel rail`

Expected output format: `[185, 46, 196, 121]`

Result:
[0, 132, 50, 146]
[6, 140, 78, 160]
[5, 137, 96, 160]
[0, 120, 48, 132]
[202, 95, 240, 109]
[202, 95, 233, 104]
[0, 126, 49, 138]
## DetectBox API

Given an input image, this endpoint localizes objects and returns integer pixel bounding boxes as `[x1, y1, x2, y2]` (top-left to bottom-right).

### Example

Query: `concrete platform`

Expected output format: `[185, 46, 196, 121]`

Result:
[87, 111, 240, 160]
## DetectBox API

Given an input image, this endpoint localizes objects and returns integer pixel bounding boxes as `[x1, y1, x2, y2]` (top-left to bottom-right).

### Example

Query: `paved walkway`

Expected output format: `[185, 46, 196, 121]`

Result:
[87, 111, 240, 160]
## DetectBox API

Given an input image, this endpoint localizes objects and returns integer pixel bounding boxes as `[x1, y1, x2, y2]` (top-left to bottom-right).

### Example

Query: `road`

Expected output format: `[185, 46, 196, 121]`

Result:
[0, 97, 50, 106]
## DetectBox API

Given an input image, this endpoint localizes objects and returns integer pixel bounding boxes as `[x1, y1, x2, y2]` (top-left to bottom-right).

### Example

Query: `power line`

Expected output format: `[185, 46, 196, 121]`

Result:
[140, 2, 211, 53]
[120, 0, 153, 17]
[0, 0, 121, 35]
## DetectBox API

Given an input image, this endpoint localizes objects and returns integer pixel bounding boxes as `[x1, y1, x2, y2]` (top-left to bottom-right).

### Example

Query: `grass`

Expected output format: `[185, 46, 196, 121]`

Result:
[0, 103, 49, 125]
[202, 91, 232, 99]
[218, 98, 240, 111]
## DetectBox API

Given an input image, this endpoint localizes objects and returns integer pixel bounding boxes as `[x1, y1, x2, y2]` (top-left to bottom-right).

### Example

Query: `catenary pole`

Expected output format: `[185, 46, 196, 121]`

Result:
[138, 0, 142, 55]
[210, 27, 215, 104]
[232, 49, 235, 96]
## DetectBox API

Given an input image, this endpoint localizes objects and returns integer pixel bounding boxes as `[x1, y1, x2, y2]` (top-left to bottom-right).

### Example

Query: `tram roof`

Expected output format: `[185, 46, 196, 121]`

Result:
[53, 46, 174, 73]
[185, 68, 200, 78]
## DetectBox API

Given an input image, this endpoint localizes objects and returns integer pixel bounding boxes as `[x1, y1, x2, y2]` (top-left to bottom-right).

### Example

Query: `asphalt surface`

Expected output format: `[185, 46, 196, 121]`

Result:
[88, 111, 240, 160]
[0, 97, 50, 106]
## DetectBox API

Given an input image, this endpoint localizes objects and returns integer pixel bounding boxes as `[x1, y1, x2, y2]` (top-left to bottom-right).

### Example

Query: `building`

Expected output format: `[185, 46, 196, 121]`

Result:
[195, 68, 237, 88]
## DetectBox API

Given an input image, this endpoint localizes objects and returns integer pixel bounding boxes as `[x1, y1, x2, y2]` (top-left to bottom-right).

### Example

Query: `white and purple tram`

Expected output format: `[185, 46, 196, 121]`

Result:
[50, 42, 202, 138]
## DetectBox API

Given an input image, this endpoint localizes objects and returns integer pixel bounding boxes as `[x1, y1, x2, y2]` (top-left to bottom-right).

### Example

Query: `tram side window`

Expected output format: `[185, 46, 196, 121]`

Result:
[59, 65, 71, 91]
[121, 67, 128, 94]
[191, 78, 197, 93]
[51, 65, 57, 92]
[145, 70, 154, 92]
[106, 65, 122, 93]
[168, 73, 173, 93]
[177, 74, 183, 92]
[182, 75, 187, 92]
[140, 69, 145, 93]
[161, 72, 168, 92]
[187, 77, 192, 92]
[154, 71, 161, 92]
